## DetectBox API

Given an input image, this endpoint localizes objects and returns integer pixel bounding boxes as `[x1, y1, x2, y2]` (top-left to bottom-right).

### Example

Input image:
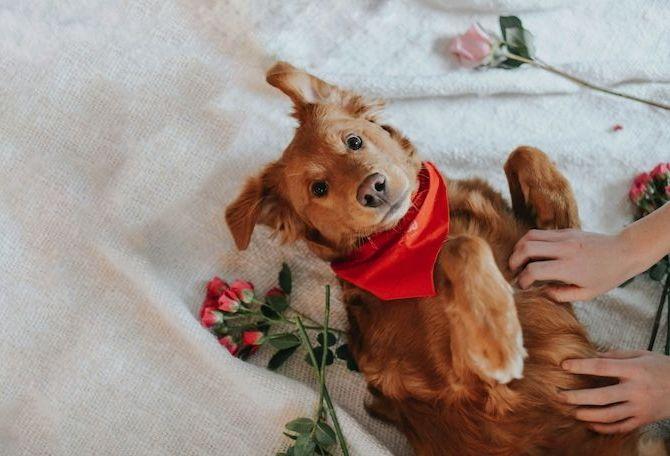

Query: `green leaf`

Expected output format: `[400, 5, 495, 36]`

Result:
[346, 357, 359, 372]
[499, 15, 523, 40]
[282, 432, 298, 440]
[285, 417, 314, 434]
[267, 294, 289, 313]
[314, 421, 336, 448]
[268, 346, 299, 370]
[279, 263, 292, 294]
[268, 333, 301, 350]
[316, 331, 337, 347]
[504, 27, 535, 59]
[286, 447, 295, 456]
[305, 346, 334, 367]
[649, 260, 668, 281]
[335, 344, 351, 360]
[293, 434, 316, 456]
[261, 305, 282, 321]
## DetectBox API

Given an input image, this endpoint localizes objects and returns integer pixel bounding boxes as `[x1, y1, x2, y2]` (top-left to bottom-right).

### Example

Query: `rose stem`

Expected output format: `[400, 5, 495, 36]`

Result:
[296, 312, 350, 456]
[317, 286, 331, 420]
[503, 52, 670, 111]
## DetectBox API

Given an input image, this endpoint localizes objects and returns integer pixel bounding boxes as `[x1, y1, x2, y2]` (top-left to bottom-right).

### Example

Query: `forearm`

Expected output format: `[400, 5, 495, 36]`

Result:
[618, 202, 670, 277]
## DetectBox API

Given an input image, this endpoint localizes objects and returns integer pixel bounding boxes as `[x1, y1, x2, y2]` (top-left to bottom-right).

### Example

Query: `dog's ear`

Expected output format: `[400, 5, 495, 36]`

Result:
[225, 162, 303, 250]
[266, 61, 383, 121]
[266, 61, 337, 107]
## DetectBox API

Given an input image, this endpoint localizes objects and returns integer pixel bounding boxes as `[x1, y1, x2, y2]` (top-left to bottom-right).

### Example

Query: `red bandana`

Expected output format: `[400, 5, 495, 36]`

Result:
[330, 162, 449, 300]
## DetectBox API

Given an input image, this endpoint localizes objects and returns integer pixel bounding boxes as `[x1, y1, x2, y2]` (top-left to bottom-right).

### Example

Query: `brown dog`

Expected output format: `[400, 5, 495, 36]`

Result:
[225, 62, 642, 455]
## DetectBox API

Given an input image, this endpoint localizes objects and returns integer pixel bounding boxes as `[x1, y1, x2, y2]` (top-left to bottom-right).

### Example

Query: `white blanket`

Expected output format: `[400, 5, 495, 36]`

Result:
[1, 1, 668, 454]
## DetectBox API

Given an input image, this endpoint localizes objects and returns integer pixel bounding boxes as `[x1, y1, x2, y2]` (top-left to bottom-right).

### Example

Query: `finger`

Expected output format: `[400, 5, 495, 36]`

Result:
[597, 350, 647, 359]
[545, 285, 589, 303]
[588, 418, 639, 434]
[574, 403, 634, 423]
[517, 261, 568, 289]
[561, 357, 633, 378]
[509, 241, 562, 272]
[560, 384, 629, 406]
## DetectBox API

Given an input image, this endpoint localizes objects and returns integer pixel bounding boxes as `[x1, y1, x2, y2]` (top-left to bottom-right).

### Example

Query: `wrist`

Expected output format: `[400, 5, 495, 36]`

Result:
[616, 228, 650, 279]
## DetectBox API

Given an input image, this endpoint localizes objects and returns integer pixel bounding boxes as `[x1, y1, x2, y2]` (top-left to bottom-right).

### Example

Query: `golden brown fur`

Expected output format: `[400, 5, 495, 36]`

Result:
[225, 62, 641, 455]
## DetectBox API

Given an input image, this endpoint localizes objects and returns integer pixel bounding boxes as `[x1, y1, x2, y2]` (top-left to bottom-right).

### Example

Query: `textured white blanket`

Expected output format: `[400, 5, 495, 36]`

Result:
[1, 1, 669, 455]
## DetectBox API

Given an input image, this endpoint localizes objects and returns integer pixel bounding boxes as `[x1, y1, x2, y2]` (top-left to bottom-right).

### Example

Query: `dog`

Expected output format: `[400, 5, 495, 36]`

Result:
[225, 62, 647, 455]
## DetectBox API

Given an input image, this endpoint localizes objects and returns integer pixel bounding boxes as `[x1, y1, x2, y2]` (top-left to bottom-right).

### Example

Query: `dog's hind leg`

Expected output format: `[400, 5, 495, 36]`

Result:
[504, 146, 580, 230]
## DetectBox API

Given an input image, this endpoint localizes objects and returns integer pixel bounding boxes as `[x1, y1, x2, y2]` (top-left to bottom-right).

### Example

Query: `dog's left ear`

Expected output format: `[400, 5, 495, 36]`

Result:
[266, 61, 338, 107]
[225, 162, 304, 250]
[266, 61, 383, 121]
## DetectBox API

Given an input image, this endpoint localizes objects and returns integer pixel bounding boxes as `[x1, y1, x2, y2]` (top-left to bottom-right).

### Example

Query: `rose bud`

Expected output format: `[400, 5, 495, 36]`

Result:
[629, 182, 645, 204]
[265, 287, 286, 298]
[665, 184, 670, 199]
[448, 24, 494, 68]
[199, 297, 218, 319]
[219, 335, 239, 356]
[650, 163, 670, 180]
[201, 308, 224, 328]
[218, 290, 241, 313]
[230, 279, 255, 304]
[206, 277, 229, 299]
[242, 330, 264, 346]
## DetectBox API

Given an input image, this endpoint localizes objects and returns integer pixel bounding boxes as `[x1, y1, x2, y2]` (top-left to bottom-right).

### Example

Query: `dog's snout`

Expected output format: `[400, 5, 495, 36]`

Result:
[357, 173, 387, 208]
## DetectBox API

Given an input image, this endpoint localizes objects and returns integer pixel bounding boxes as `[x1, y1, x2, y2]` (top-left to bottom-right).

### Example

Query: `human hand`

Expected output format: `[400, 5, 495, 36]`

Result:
[560, 350, 670, 433]
[509, 229, 639, 302]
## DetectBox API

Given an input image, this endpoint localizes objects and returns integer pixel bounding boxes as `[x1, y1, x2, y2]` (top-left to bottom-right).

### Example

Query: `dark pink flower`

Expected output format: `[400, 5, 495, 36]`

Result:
[201, 308, 223, 328]
[650, 163, 670, 180]
[206, 277, 229, 299]
[219, 336, 239, 356]
[242, 330, 264, 346]
[665, 184, 670, 198]
[265, 287, 286, 298]
[230, 279, 255, 303]
[611, 124, 623, 132]
[449, 24, 494, 68]
[218, 290, 241, 313]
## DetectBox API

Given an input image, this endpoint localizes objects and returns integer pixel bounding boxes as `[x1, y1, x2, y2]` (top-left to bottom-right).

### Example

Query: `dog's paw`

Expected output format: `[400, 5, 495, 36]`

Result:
[470, 329, 527, 384]
[464, 286, 528, 385]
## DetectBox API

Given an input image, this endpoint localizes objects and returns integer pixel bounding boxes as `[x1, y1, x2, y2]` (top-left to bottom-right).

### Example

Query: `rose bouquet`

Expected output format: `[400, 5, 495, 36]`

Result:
[449, 16, 670, 111]
[628, 163, 670, 354]
[199, 264, 357, 456]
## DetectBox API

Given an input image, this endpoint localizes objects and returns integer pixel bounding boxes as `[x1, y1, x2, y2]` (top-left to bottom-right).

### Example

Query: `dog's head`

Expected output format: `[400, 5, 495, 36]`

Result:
[226, 62, 421, 259]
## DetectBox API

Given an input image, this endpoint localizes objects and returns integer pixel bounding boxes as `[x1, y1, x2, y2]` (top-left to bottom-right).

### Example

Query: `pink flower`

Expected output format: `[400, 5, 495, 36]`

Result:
[230, 279, 255, 303]
[449, 24, 494, 68]
[242, 330, 264, 346]
[650, 163, 670, 180]
[633, 172, 652, 188]
[665, 184, 670, 198]
[265, 287, 286, 298]
[218, 290, 241, 313]
[201, 308, 223, 328]
[206, 277, 229, 299]
[219, 336, 239, 356]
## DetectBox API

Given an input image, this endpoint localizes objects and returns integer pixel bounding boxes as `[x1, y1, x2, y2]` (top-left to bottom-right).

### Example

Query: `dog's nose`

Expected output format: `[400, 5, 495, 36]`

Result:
[357, 173, 387, 207]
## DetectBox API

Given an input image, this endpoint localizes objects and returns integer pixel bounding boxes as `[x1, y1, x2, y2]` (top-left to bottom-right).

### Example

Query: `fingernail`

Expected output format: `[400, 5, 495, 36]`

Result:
[561, 361, 570, 370]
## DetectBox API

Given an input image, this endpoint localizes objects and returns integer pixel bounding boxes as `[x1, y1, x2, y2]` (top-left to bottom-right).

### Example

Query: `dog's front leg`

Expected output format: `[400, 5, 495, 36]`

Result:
[438, 235, 527, 384]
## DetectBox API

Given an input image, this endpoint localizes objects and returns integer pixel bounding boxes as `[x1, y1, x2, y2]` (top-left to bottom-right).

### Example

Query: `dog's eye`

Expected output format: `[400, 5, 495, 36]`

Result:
[311, 181, 328, 197]
[345, 135, 363, 151]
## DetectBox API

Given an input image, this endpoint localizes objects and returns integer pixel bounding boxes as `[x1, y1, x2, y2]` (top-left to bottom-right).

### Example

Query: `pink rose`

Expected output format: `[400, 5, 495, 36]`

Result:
[230, 279, 255, 304]
[201, 308, 223, 328]
[449, 24, 494, 68]
[650, 163, 670, 180]
[206, 277, 229, 299]
[218, 290, 241, 313]
[219, 336, 239, 356]
[665, 184, 670, 198]
[265, 287, 286, 298]
[242, 330, 264, 346]
[633, 172, 652, 188]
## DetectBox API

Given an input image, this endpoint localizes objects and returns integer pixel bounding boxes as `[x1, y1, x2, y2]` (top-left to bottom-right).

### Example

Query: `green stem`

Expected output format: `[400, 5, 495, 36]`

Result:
[296, 314, 349, 456]
[317, 286, 331, 420]
[503, 52, 670, 111]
